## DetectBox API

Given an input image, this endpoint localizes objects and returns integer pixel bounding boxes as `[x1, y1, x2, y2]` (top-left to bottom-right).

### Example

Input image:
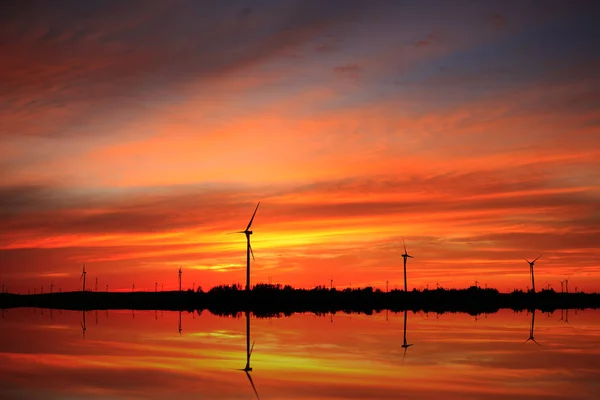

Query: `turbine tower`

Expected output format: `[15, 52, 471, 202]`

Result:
[235, 202, 260, 292]
[565, 276, 570, 294]
[401, 238, 414, 292]
[524, 255, 541, 293]
[80, 264, 86, 292]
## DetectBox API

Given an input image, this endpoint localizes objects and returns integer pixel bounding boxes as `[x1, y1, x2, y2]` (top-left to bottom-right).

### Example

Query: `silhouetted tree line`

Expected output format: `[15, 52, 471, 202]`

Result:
[1, 285, 598, 316]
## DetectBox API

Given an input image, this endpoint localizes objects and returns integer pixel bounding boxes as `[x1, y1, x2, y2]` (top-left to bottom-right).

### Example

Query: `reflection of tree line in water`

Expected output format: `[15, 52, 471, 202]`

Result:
[9, 305, 564, 400]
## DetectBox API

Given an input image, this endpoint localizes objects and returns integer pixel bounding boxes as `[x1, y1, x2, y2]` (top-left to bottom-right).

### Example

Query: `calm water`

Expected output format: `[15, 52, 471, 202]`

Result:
[0, 308, 599, 399]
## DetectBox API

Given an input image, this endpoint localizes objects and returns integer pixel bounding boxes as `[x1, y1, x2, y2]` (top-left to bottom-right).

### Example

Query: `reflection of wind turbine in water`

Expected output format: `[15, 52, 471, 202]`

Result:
[401, 310, 413, 364]
[178, 311, 182, 335]
[524, 309, 540, 346]
[237, 311, 259, 399]
[81, 310, 87, 340]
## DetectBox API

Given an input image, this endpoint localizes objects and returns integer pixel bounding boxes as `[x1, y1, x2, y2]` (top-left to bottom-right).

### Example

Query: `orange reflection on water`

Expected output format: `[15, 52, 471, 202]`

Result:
[0, 308, 599, 399]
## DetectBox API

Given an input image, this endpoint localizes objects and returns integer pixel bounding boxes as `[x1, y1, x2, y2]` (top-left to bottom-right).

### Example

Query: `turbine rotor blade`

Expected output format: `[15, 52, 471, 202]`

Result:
[534, 255, 542, 262]
[245, 371, 260, 400]
[250, 243, 255, 262]
[228, 231, 247, 234]
[250, 340, 255, 357]
[402, 237, 407, 254]
[246, 202, 261, 231]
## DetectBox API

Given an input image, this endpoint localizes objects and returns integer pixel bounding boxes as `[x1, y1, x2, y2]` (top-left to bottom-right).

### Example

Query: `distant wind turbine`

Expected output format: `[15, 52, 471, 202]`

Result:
[565, 276, 571, 293]
[232, 202, 260, 292]
[560, 280, 565, 293]
[401, 238, 414, 292]
[178, 267, 183, 292]
[524, 255, 541, 293]
[50, 283, 53, 294]
[80, 264, 87, 292]
[95, 277, 98, 292]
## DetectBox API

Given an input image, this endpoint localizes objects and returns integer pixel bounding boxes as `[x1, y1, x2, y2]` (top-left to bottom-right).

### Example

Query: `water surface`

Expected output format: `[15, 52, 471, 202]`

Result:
[1, 308, 599, 399]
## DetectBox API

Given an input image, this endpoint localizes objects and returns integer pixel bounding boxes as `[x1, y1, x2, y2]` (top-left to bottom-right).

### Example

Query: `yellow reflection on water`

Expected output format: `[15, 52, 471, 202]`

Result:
[0, 308, 599, 399]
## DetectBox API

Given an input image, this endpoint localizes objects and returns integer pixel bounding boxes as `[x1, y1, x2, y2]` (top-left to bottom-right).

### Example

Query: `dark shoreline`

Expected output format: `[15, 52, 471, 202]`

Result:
[1, 285, 599, 316]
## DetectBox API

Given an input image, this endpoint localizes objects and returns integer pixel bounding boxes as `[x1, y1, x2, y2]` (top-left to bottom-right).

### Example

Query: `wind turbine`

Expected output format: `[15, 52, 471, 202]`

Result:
[80, 264, 87, 292]
[233, 202, 260, 292]
[565, 276, 571, 293]
[95, 277, 98, 292]
[401, 309, 414, 364]
[401, 238, 414, 292]
[560, 280, 565, 293]
[178, 267, 182, 291]
[50, 283, 54, 294]
[524, 255, 541, 293]
[237, 311, 259, 399]
[524, 309, 540, 346]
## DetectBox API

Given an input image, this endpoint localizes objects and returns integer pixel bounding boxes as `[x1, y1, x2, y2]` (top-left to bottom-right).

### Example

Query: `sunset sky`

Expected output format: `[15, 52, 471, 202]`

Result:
[1, 0, 599, 294]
